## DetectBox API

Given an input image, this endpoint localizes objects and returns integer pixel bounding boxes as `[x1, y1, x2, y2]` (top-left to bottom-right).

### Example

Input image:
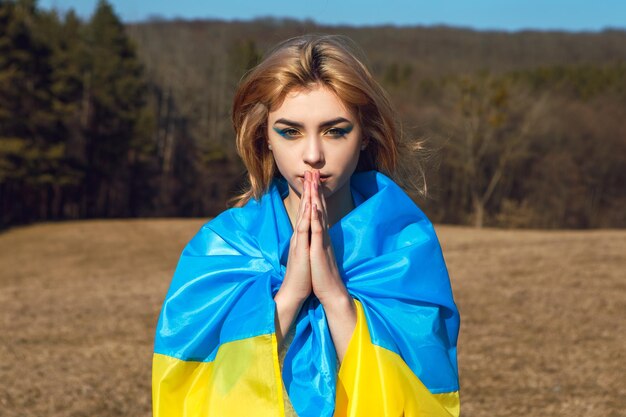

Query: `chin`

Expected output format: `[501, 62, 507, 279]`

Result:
[319, 179, 332, 191]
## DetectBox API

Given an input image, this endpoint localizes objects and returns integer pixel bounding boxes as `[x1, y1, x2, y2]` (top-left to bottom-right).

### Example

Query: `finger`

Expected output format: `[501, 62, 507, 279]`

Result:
[310, 202, 323, 250]
[295, 196, 311, 251]
[316, 170, 328, 224]
[294, 175, 310, 226]
[317, 172, 328, 216]
[312, 194, 336, 260]
[295, 171, 310, 223]
[311, 171, 328, 231]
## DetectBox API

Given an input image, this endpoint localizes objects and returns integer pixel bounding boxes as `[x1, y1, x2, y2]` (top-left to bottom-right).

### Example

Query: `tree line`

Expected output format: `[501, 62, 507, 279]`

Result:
[1, 0, 624, 230]
[1, 0, 157, 227]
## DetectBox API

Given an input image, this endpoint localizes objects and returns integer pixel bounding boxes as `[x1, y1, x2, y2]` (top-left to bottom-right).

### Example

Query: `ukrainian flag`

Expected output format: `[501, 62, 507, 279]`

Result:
[152, 170, 460, 417]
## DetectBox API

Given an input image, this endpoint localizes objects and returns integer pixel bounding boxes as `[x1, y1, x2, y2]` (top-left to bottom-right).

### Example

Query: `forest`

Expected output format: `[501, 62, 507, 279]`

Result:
[1, 0, 625, 230]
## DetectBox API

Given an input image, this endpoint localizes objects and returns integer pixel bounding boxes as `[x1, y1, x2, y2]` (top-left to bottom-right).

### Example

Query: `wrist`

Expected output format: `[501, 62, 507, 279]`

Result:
[319, 291, 353, 315]
[274, 286, 307, 310]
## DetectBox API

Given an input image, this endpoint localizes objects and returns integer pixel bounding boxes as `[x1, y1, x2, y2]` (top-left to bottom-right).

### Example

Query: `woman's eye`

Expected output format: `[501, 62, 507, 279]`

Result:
[326, 127, 348, 137]
[279, 128, 300, 138]
[274, 126, 350, 138]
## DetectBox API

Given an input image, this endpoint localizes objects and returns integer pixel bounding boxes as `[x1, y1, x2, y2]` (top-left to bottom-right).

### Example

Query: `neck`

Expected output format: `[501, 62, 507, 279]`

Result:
[284, 180, 354, 230]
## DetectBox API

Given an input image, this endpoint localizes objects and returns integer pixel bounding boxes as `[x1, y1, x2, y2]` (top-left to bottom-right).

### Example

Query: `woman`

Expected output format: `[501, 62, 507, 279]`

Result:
[152, 34, 460, 417]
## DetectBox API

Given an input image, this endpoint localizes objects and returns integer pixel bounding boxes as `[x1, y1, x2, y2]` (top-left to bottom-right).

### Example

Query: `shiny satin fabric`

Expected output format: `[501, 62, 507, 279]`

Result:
[152, 170, 461, 417]
[153, 334, 284, 416]
[336, 299, 459, 417]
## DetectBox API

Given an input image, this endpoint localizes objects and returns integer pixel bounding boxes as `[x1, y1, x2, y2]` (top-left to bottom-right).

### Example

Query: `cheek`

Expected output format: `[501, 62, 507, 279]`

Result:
[338, 145, 362, 166]
[271, 149, 290, 166]
[269, 149, 297, 178]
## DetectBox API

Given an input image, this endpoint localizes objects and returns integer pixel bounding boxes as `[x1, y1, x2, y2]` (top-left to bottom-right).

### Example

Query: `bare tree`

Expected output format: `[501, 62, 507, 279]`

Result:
[442, 72, 549, 227]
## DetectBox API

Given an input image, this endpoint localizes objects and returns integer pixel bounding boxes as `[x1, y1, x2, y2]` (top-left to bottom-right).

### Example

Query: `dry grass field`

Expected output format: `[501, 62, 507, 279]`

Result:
[0, 219, 624, 417]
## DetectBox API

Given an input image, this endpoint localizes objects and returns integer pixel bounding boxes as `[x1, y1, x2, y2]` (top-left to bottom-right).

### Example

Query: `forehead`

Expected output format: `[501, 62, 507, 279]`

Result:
[268, 85, 354, 122]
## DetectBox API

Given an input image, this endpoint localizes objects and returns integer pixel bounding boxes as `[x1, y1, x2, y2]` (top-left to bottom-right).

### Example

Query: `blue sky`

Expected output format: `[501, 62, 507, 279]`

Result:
[39, 0, 626, 32]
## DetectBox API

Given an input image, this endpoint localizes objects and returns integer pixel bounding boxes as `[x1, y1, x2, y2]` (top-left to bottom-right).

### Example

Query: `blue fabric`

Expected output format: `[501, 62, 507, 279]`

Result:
[153, 169, 460, 417]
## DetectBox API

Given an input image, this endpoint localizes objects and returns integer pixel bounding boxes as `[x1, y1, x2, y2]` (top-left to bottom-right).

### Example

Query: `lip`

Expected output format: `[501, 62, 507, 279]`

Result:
[298, 175, 330, 183]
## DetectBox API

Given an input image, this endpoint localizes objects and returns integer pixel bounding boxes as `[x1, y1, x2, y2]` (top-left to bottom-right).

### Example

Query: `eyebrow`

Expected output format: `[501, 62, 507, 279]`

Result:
[273, 117, 352, 128]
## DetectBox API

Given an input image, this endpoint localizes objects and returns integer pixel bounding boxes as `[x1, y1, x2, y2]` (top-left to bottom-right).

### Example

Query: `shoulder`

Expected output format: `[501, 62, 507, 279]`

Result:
[184, 188, 271, 257]
[352, 170, 435, 235]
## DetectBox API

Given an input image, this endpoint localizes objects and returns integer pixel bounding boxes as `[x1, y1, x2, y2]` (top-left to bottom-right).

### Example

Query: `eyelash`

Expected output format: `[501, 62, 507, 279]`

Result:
[277, 127, 349, 139]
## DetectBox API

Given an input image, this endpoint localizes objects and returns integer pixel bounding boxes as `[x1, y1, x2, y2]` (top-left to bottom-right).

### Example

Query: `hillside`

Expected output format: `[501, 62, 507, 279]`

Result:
[3, 4, 625, 229]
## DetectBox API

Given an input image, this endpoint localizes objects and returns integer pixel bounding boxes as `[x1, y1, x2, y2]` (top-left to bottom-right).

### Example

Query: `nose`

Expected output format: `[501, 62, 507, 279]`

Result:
[302, 134, 325, 167]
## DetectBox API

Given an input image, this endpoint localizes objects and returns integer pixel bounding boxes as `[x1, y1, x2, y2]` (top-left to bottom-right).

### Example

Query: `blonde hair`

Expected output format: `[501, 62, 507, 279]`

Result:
[230, 33, 427, 207]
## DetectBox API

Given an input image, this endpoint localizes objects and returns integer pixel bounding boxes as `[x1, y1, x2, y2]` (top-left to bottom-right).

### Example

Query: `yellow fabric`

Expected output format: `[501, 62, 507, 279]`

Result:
[335, 299, 460, 417]
[152, 333, 285, 417]
[278, 324, 298, 417]
[153, 300, 459, 417]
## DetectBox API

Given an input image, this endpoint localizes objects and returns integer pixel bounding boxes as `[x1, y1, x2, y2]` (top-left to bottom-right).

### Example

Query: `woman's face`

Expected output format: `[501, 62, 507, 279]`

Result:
[266, 84, 365, 200]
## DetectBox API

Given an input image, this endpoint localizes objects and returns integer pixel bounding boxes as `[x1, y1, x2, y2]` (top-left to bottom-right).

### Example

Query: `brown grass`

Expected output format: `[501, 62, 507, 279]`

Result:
[0, 219, 624, 417]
